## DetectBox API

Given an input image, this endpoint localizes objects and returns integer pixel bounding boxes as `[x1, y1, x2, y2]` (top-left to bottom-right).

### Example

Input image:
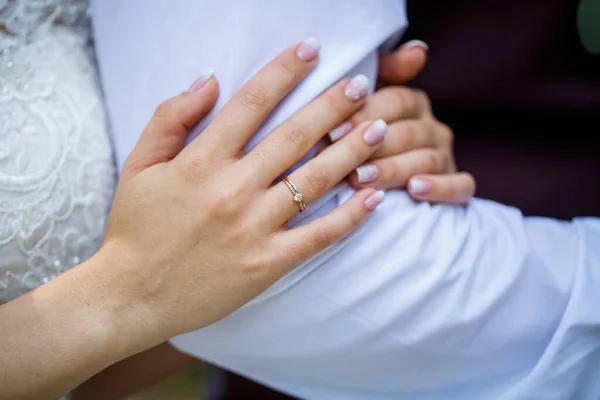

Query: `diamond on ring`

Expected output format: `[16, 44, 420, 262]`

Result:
[282, 177, 306, 213]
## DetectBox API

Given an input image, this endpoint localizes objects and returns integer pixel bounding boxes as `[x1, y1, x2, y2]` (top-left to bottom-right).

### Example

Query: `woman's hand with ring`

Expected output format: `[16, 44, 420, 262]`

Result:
[100, 39, 387, 350]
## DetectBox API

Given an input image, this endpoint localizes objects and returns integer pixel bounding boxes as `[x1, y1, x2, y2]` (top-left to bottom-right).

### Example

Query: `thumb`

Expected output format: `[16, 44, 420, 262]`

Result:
[123, 69, 219, 175]
[378, 40, 428, 84]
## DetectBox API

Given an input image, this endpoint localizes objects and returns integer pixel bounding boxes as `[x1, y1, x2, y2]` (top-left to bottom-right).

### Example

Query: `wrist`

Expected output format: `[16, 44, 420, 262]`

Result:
[83, 243, 166, 358]
[0, 247, 158, 398]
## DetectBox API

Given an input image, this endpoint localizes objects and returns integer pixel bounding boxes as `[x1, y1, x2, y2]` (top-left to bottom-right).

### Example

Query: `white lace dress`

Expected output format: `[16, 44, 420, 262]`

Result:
[0, 0, 115, 304]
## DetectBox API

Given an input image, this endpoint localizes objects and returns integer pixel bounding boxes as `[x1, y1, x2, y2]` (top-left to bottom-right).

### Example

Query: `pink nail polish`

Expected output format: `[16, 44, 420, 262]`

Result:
[328, 121, 353, 142]
[363, 119, 388, 146]
[344, 74, 369, 101]
[188, 68, 214, 92]
[355, 165, 379, 183]
[409, 179, 433, 194]
[400, 39, 429, 52]
[365, 190, 385, 211]
[296, 38, 321, 61]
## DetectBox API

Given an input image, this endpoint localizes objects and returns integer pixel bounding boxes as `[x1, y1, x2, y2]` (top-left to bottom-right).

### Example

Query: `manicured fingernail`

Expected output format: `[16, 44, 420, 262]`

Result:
[296, 38, 321, 61]
[400, 39, 429, 52]
[365, 190, 385, 211]
[329, 121, 353, 142]
[344, 74, 369, 101]
[409, 178, 433, 194]
[188, 68, 214, 92]
[356, 165, 379, 183]
[363, 119, 388, 146]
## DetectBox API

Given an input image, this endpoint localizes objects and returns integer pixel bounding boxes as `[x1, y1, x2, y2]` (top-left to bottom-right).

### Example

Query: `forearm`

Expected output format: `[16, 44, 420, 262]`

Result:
[0, 251, 154, 400]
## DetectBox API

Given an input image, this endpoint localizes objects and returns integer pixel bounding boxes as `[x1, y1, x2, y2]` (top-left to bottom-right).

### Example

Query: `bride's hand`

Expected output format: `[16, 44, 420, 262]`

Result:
[100, 40, 386, 345]
[0, 40, 388, 400]
[340, 85, 476, 204]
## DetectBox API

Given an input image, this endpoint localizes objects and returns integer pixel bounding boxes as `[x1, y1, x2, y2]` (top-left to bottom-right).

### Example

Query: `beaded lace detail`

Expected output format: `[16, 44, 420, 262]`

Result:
[0, 0, 116, 303]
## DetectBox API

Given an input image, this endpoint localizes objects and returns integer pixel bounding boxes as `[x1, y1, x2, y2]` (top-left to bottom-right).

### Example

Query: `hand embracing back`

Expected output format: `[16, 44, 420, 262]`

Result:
[365, 41, 476, 204]
[101, 40, 387, 343]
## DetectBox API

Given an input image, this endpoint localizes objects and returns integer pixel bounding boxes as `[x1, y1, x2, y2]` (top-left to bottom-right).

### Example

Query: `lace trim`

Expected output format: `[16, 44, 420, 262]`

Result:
[0, 0, 89, 53]
[0, 1, 116, 303]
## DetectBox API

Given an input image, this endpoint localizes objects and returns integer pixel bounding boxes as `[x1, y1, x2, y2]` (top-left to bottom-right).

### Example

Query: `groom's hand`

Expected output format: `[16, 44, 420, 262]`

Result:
[362, 40, 476, 204]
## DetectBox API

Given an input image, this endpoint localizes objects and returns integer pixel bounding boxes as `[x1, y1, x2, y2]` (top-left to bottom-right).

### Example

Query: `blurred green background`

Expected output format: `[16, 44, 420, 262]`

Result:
[125, 365, 207, 400]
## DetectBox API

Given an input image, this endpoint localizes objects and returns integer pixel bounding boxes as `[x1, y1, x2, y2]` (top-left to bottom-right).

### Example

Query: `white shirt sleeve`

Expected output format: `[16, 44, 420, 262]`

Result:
[91, 1, 600, 399]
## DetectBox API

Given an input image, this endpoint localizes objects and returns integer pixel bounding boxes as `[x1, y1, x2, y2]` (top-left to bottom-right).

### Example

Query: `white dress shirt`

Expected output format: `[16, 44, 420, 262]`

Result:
[91, 1, 600, 399]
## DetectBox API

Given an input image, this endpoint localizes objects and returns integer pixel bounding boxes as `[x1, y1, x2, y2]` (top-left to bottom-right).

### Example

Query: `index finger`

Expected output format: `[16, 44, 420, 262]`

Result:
[188, 38, 322, 158]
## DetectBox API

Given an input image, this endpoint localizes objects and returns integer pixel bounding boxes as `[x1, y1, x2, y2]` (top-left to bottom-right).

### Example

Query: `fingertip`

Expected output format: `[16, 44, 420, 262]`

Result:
[344, 187, 379, 225]
[408, 177, 434, 196]
[378, 42, 428, 83]
[408, 173, 476, 205]
[201, 75, 220, 105]
[348, 170, 373, 190]
[185, 70, 220, 107]
[183, 74, 220, 120]
[344, 187, 377, 214]
[364, 189, 386, 211]
[399, 40, 430, 52]
[296, 37, 322, 62]
[462, 172, 477, 196]
[187, 68, 215, 92]
[329, 121, 353, 142]
[397, 41, 429, 68]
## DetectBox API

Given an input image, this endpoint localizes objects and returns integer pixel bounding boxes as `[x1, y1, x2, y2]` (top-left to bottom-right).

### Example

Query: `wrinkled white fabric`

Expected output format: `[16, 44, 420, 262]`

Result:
[92, 1, 600, 399]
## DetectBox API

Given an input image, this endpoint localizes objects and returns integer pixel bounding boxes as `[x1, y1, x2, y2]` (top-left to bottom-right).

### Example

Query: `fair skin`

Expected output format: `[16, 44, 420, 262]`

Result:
[371, 40, 475, 202]
[0, 42, 391, 400]
[73, 44, 476, 400]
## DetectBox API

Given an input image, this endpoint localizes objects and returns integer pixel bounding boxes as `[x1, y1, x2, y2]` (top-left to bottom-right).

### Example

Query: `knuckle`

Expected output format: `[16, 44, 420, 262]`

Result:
[438, 152, 449, 172]
[441, 152, 453, 171]
[354, 91, 387, 123]
[208, 187, 243, 217]
[397, 123, 416, 150]
[388, 88, 410, 113]
[414, 88, 431, 109]
[284, 122, 311, 147]
[303, 169, 331, 194]
[240, 85, 270, 112]
[463, 172, 477, 195]
[437, 123, 454, 148]
[443, 179, 459, 198]
[311, 225, 334, 250]
[154, 99, 179, 120]
[240, 250, 269, 279]
[153, 98, 190, 131]
[180, 155, 209, 182]
[420, 151, 443, 173]
[385, 159, 407, 185]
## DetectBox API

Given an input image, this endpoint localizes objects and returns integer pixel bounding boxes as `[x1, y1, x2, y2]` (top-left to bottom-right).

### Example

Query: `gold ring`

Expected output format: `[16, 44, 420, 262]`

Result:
[282, 177, 306, 212]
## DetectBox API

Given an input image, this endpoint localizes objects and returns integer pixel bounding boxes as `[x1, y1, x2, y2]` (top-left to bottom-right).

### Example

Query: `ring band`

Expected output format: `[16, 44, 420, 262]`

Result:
[282, 177, 306, 212]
